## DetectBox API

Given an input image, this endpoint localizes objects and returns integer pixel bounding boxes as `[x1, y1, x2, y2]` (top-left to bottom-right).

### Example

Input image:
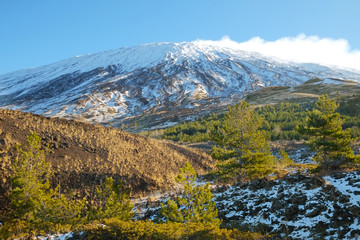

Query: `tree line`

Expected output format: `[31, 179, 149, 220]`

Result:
[163, 96, 360, 142]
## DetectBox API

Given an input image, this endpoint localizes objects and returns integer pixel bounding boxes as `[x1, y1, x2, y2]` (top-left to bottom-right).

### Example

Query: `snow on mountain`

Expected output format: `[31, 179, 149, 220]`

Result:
[1, 41, 360, 125]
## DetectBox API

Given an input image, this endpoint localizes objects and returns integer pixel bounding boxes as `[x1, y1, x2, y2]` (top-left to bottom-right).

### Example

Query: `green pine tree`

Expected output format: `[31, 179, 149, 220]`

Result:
[89, 177, 134, 221]
[298, 94, 359, 169]
[160, 163, 220, 225]
[3, 132, 134, 238]
[6, 132, 85, 237]
[9, 132, 52, 223]
[211, 101, 275, 180]
[34, 185, 86, 232]
[277, 149, 293, 167]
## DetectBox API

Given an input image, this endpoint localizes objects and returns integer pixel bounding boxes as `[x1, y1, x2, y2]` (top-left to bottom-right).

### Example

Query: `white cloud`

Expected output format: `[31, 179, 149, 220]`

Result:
[195, 34, 360, 71]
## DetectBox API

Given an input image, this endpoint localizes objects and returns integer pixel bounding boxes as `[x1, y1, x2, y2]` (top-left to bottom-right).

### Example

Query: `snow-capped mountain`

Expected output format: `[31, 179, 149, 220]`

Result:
[1, 41, 360, 125]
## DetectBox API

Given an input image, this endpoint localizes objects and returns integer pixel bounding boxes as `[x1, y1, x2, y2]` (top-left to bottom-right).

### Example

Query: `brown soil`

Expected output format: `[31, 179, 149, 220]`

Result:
[0, 109, 215, 212]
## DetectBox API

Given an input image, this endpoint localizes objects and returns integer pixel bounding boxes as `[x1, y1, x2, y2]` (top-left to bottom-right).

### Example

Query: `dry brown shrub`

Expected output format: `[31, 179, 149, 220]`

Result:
[0, 109, 215, 213]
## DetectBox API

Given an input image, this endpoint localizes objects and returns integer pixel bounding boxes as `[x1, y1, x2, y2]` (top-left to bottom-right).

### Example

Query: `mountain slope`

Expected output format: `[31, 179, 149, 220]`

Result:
[0, 109, 214, 212]
[1, 42, 360, 127]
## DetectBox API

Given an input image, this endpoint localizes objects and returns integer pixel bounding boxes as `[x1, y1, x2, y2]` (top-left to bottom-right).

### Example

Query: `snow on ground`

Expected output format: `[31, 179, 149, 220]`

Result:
[324, 172, 360, 207]
[22, 171, 360, 239]
[36, 232, 75, 240]
[134, 171, 360, 239]
[212, 172, 360, 239]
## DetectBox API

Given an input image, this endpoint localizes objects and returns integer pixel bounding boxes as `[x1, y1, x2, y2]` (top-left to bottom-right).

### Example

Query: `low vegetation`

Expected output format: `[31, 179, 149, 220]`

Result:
[79, 219, 266, 240]
[0, 134, 265, 239]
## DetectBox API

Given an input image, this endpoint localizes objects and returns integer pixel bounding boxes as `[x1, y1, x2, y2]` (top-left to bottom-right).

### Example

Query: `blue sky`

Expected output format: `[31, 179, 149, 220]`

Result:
[1, 0, 360, 74]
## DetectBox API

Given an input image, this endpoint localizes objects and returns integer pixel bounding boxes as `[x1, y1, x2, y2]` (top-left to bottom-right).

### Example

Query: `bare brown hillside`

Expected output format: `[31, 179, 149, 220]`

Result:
[0, 109, 215, 211]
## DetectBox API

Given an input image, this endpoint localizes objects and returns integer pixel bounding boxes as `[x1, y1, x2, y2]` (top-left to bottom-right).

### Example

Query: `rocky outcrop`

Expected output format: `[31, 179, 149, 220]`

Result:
[135, 171, 360, 239]
[214, 171, 360, 239]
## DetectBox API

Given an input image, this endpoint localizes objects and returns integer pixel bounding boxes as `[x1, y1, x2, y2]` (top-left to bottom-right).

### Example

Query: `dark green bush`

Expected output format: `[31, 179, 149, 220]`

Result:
[79, 218, 267, 240]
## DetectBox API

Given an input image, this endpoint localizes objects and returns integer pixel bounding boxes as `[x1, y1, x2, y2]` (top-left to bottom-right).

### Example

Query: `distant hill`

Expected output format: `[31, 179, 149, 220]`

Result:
[0, 109, 215, 212]
[244, 77, 360, 105]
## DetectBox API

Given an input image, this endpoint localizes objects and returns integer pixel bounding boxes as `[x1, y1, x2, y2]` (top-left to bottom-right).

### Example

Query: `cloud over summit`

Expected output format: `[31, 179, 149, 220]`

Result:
[196, 34, 360, 71]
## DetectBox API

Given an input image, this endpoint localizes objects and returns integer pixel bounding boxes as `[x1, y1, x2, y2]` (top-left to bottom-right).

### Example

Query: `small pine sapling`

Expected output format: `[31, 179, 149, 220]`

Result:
[160, 163, 220, 225]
